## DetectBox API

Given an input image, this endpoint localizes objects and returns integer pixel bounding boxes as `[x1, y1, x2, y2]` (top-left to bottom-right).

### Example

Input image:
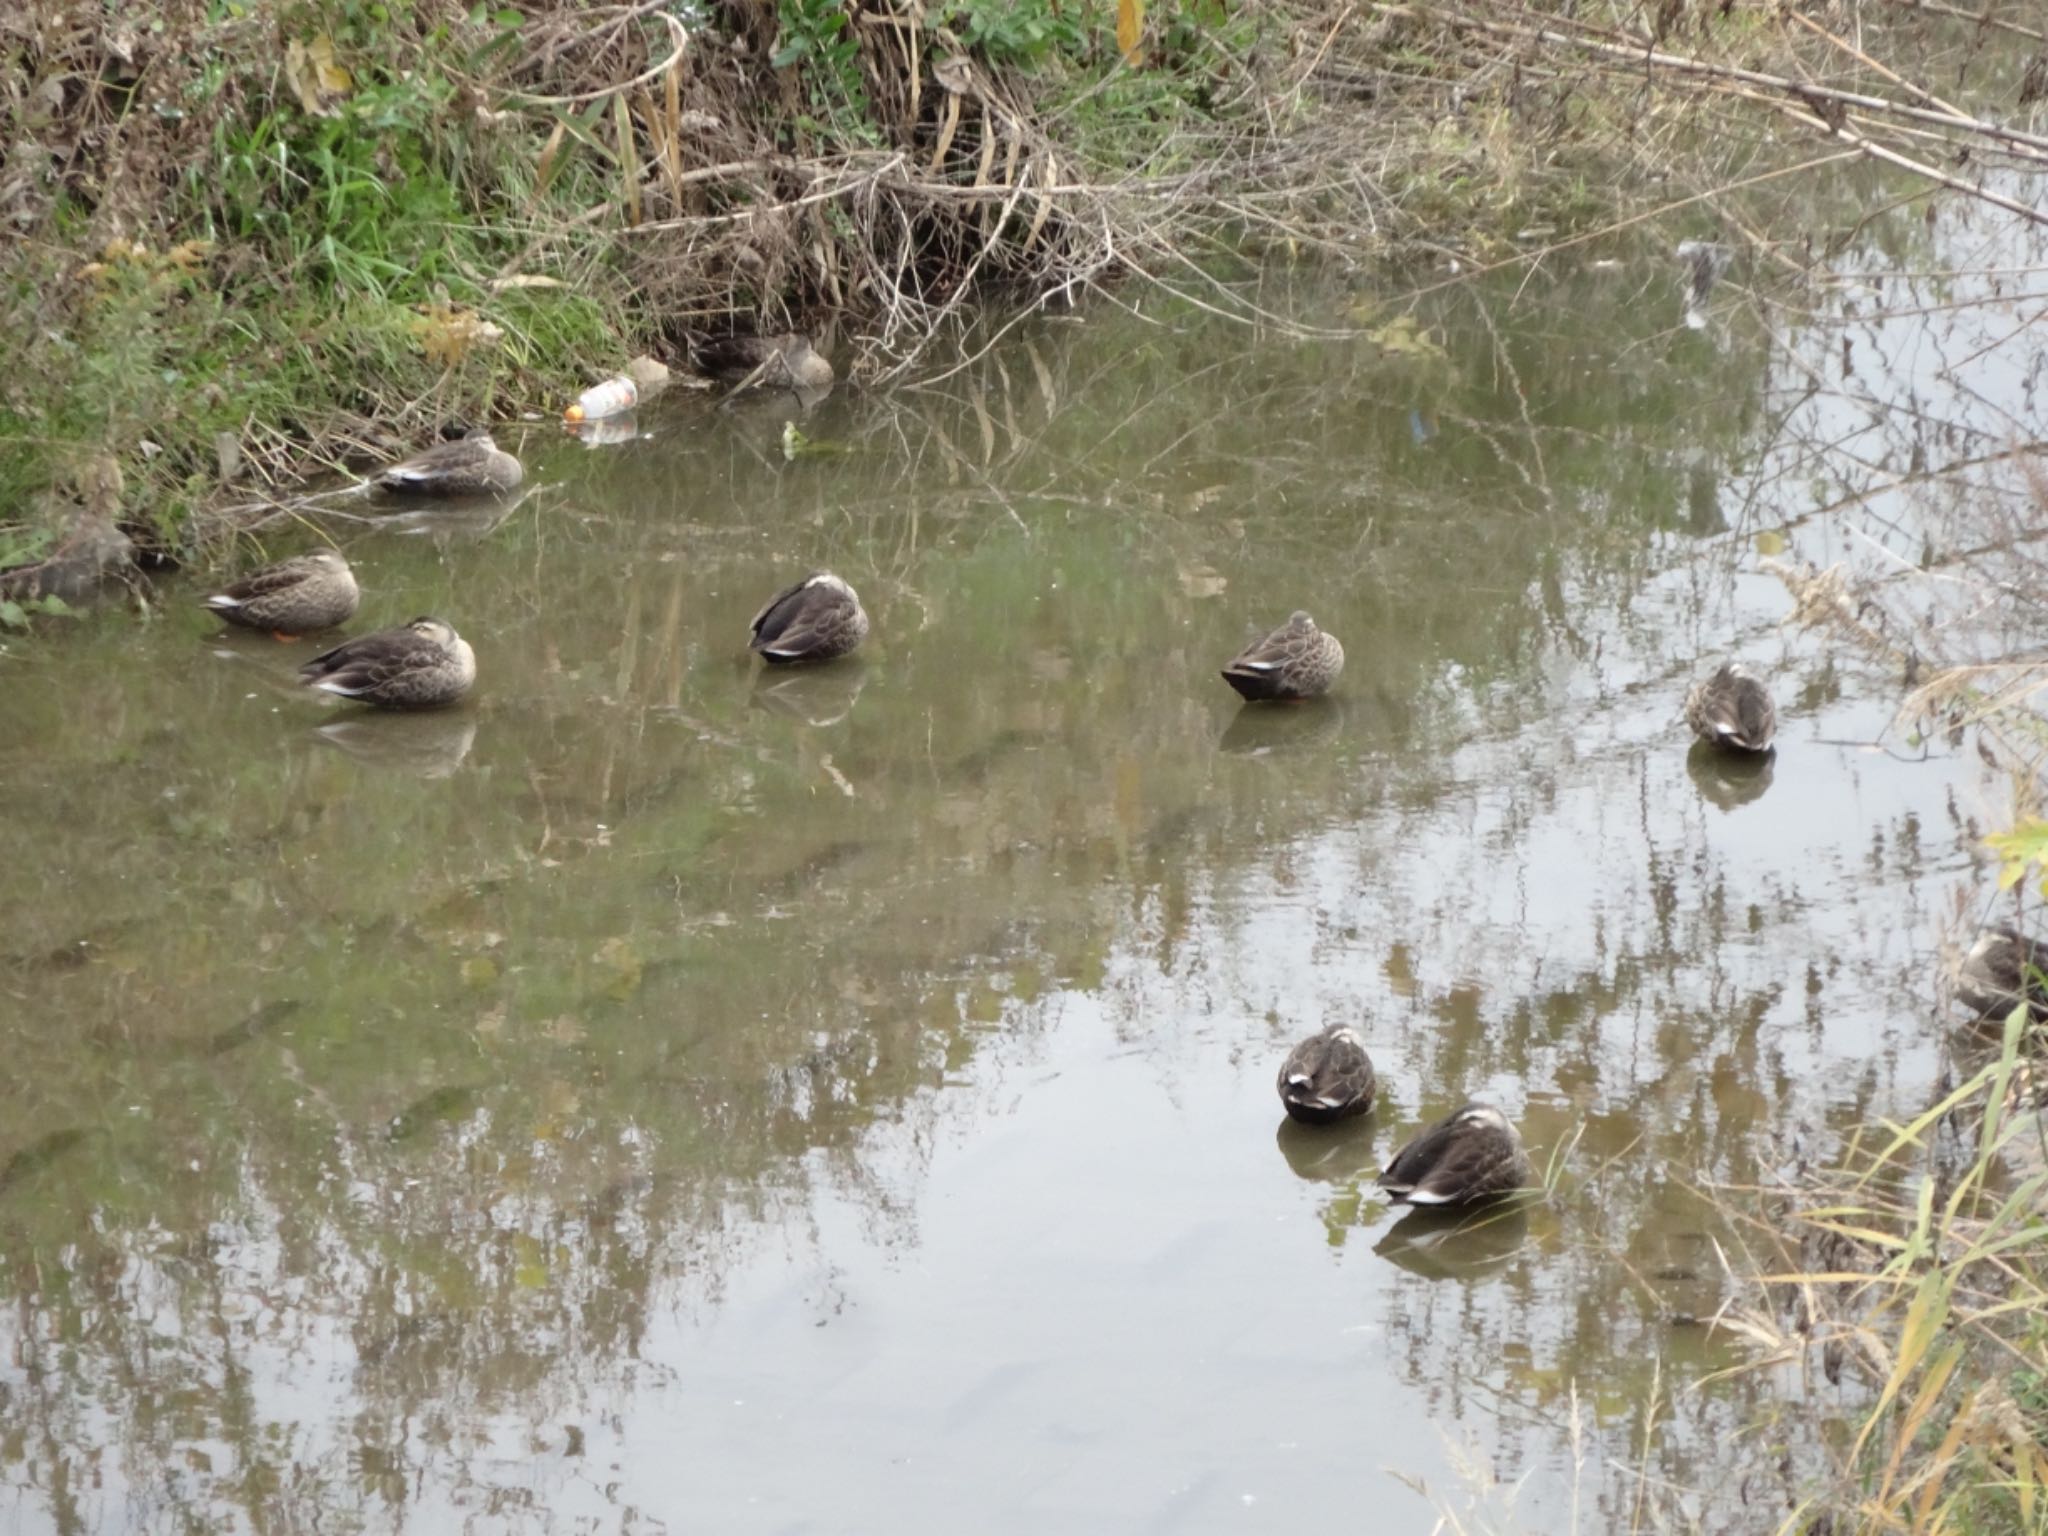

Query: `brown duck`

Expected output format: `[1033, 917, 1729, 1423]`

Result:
[1221, 611, 1344, 701]
[1378, 1103, 1532, 1206]
[204, 547, 359, 638]
[373, 428, 523, 497]
[690, 333, 835, 392]
[1684, 662, 1776, 753]
[1955, 924, 2048, 1021]
[1276, 1025, 1376, 1124]
[299, 617, 476, 709]
[749, 572, 868, 664]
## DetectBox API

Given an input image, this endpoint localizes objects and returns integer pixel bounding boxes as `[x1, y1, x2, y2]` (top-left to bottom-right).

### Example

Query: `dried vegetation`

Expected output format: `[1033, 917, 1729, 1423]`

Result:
[0, 0, 2043, 581]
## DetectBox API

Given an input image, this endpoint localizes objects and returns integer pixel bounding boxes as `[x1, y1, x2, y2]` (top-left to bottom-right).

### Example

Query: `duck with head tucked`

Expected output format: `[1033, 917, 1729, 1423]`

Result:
[299, 617, 476, 709]
[1222, 611, 1344, 702]
[1378, 1103, 1532, 1207]
[1684, 662, 1776, 753]
[1277, 1025, 1376, 1124]
[204, 547, 359, 639]
[373, 427, 523, 498]
[749, 572, 868, 665]
[690, 333, 835, 393]
[1955, 924, 2048, 1023]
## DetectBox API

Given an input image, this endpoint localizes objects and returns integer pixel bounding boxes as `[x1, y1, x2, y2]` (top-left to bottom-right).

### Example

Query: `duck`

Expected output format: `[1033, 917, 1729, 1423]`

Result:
[1378, 1103, 1532, 1206]
[689, 333, 835, 392]
[1676, 239, 1733, 330]
[1684, 662, 1776, 753]
[203, 547, 359, 638]
[372, 427, 523, 497]
[1276, 1025, 1376, 1124]
[1221, 611, 1344, 701]
[749, 572, 868, 664]
[298, 617, 476, 709]
[1955, 924, 2048, 1021]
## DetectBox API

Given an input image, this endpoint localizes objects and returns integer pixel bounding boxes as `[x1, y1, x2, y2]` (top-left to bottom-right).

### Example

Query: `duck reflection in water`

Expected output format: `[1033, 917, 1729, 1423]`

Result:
[750, 659, 869, 727]
[1686, 739, 1775, 811]
[1374, 1202, 1531, 1281]
[315, 711, 479, 778]
[1274, 1113, 1381, 1184]
[1219, 695, 1342, 756]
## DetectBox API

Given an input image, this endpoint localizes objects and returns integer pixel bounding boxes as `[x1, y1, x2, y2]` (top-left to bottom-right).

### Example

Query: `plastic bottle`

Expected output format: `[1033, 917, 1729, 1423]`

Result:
[564, 375, 637, 423]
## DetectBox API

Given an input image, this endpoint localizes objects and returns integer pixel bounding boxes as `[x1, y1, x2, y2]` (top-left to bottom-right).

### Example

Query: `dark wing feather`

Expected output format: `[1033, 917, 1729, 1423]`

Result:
[750, 579, 857, 661]
[300, 631, 435, 695]
[1379, 1107, 1530, 1205]
[749, 578, 813, 646]
[1378, 1116, 1461, 1194]
[1732, 675, 1776, 749]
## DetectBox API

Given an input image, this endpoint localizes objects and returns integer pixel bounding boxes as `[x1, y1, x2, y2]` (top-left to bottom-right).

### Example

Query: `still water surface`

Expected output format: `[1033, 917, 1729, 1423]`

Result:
[1, 204, 2035, 1531]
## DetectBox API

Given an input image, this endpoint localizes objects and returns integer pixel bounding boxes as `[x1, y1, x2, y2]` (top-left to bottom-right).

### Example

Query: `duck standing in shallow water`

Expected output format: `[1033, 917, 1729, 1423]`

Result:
[204, 547, 359, 639]
[373, 428, 523, 497]
[1222, 611, 1344, 701]
[1684, 661, 1776, 753]
[1276, 1025, 1376, 1124]
[299, 617, 476, 709]
[1378, 1103, 1532, 1206]
[749, 572, 868, 664]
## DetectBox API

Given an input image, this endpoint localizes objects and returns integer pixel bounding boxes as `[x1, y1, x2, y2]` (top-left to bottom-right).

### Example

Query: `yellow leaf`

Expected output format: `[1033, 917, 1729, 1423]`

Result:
[1117, 0, 1145, 64]
[1754, 529, 1786, 556]
[284, 35, 350, 117]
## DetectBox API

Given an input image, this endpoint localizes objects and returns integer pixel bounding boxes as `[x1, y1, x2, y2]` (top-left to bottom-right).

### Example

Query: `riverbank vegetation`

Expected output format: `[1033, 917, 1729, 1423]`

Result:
[2, 0, 2043, 580]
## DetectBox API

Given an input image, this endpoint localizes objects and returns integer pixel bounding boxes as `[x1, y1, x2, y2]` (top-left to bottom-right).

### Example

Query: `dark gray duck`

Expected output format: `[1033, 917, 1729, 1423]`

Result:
[299, 616, 476, 709]
[749, 572, 868, 665]
[373, 428, 523, 497]
[1955, 925, 2048, 1021]
[690, 333, 835, 392]
[204, 547, 359, 637]
[1378, 1103, 1532, 1207]
[1676, 239, 1733, 330]
[1683, 662, 1776, 753]
[1276, 1025, 1376, 1125]
[1221, 611, 1344, 702]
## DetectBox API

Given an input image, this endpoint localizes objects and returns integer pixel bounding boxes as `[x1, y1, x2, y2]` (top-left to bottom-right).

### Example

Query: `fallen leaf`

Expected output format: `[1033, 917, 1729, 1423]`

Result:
[1117, 0, 1146, 64]
[284, 35, 351, 118]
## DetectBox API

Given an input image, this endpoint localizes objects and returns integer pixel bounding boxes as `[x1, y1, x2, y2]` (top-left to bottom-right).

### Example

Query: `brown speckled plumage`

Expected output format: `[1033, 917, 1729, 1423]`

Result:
[1956, 925, 2048, 1021]
[1378, 1103, 1532, 1207]
[204, 548, 359, 635]
[373, 430, 523, 497]
[1276, 1025, 1376, 1124]
[1221, 611, 1344, 701]
[1684, 662, 1776, 753]
[299, 617, 476, 709]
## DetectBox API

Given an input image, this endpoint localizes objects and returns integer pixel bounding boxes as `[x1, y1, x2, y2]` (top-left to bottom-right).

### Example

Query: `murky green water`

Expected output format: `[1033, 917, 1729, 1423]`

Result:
[2, 199, 2036, 1531]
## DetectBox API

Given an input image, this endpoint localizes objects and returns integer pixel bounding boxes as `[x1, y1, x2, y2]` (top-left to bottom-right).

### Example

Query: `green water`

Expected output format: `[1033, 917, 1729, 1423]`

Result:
[0, 233, 2024, 1531]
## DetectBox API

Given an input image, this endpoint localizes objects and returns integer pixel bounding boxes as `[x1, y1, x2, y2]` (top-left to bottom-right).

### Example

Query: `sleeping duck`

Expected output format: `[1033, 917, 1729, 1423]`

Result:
[1276, 1025, 1376, 1124]
[1684, 662, 1776, 753]
[1222, 611, 1344, 702]
[299, 617, 476, 709]
[204, 547, 359, 638]
[1378, 1103, 1532, 1206]
[749, 572, 868, 664]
